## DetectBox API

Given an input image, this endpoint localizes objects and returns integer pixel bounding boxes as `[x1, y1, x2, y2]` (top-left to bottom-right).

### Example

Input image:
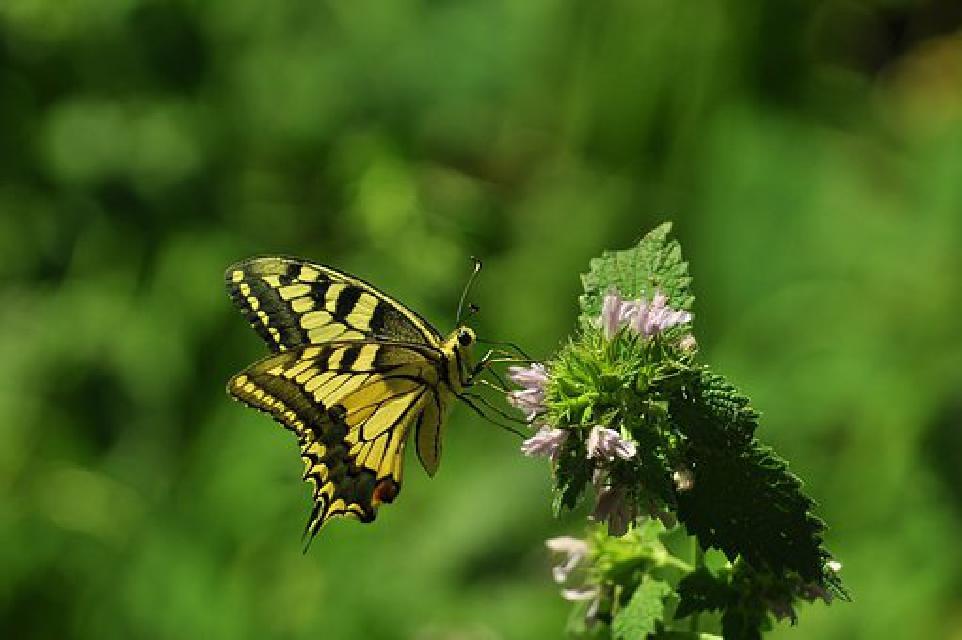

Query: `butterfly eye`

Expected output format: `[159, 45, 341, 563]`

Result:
[457, 328, 475, 347]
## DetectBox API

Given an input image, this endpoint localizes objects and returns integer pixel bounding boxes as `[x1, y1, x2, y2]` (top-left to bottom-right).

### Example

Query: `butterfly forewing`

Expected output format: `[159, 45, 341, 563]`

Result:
[226, 257, 442, 351]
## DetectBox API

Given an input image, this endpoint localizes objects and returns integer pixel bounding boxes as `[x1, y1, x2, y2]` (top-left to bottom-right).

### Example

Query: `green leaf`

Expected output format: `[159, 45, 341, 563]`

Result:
[553, 435, 593, 515]
[676, 439, 828, 582]
[675, 567, 732, 619]
[669, 368, 832, 582]
[720, 603, 767, 640]
[671, 368, 758, 449]
[565, 601, 608, 639]
[580, 222, 694, 324]
[612, 577, 673, 640]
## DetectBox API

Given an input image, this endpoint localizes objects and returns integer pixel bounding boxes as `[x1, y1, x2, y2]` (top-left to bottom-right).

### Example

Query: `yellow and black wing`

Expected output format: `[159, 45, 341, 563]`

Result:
[227, 341, 451, 535]
[226, 256, 442, 352]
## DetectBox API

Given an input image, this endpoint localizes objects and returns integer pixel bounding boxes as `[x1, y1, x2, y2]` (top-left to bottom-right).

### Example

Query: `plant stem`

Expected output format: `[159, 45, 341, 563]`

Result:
[689, 536, 705, 632]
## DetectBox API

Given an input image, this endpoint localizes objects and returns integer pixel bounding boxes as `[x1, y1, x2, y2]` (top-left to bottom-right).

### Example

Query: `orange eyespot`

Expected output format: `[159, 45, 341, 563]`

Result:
[372, 478, 399, 505]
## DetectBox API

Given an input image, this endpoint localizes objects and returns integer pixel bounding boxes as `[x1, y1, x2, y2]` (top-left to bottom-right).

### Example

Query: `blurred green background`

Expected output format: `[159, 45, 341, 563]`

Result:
[2, 1, 961, 638]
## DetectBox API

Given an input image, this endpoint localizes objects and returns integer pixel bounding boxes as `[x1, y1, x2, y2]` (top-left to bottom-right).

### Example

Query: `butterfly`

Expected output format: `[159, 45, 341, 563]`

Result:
[225, 256, 481, 539]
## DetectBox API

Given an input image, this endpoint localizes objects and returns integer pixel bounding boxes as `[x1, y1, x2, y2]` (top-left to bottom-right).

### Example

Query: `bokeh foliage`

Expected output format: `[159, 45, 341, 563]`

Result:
[1, 1, 961, 638]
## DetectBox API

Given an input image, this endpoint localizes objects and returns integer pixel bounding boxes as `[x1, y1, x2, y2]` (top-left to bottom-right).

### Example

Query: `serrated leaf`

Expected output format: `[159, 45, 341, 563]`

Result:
[611, 577, 673, 640]
[580, 222, 694, 325]
[671, 369, 832, 581]
[676, 439, 828, 582]
[672, 369, 758, 448]
[675, 567, 732, 619]
[553, 437, 593, 515]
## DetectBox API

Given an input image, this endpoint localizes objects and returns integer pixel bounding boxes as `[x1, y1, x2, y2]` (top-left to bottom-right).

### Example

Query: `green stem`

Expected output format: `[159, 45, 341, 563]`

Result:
[659, 554, 693, 573]
[689, 536, 705, 632]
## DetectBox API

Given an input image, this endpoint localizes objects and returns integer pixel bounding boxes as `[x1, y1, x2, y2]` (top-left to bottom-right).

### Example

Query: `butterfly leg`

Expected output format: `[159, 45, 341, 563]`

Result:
[461, 389, 530, 425]
[475, 338, 535, 361]
[456, 393, 528, 438]
[469, 348, 530, 384]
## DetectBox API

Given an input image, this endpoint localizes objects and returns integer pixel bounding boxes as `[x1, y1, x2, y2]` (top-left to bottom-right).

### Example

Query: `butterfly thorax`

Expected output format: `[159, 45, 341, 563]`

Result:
[439, 326, 476, 393]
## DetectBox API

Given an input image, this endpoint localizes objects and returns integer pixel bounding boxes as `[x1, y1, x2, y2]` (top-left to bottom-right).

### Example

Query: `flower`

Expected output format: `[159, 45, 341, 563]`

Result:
[562, 586, 602, 619]
[596, 288, 692, 341]
[679, 334, 697, 352]
[507, 363, 548, 421]
[545, 536, 589, 584]
[599, 291, 630, 339]
[672, 465, 694, 492]
[628, 291, 692, 337]
[591, 484, 636, 536]
[765, 597, 798, 624]
[587, 426, 637, 461]
[521, 426, 568, 461]
[508, 362, 548, 388]
[795, 562, 841, 607]
[546, 537, 603, 621]
[799, 582, 834, 605]
[562, 586, 600, 602]
[507, 388, 544, 421]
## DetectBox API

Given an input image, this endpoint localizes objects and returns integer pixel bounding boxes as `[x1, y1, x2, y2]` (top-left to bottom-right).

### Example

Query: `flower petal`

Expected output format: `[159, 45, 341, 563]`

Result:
[521, 427, 568, 459]
[586, 426, 636, 461]
[561, 587, 599, 602]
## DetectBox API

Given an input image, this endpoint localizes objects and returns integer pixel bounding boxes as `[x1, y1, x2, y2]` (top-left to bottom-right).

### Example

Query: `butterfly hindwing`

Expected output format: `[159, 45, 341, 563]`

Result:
[227, 342, 451, 533]
[226, 256, 442, 352]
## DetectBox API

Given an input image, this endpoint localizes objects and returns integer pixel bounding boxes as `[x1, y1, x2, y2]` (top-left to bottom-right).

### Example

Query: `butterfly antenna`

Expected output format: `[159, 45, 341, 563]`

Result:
[455, 257, 483, 326]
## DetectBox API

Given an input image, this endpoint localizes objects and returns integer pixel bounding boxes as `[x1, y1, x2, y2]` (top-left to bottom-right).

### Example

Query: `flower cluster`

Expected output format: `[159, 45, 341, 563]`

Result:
[508, 289, 696, 536]
[545, 536, 603, 619]
[598, 289, 692, 341]
[509, 365, 639, 535]
[506, 362, 548, 421]
[507, 362, 569, 460]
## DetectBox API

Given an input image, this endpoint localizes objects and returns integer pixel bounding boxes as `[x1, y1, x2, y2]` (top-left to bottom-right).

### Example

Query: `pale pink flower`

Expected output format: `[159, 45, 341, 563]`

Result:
[545, 536, 589, 584]
[508, 389, 543, 421]
[508, 362, 548, 388]
[598, 291, 631, 339]
[597, 289, 692, 341]
[562, 586, 602, 620]
[547, 537, 603, 622]
[796, 562, 840, 607]
[628, 291, 692, 337]
[765, 597, 798, 624]
[799, 582, 833, 605]
[521, 426, 568, 461]
[507, 363, 548, 421]
[586, 426, 637, 461]
[591, 484, 636, 536]
[562, 586, 599, 601]
[672, 465, 694, 492]
[679, 334, 698, 352]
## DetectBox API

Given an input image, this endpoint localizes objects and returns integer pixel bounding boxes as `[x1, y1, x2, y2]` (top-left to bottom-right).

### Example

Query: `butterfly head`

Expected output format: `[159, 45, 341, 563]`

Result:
[456, 326, 476, 348]
[442, 326, 477, 390]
